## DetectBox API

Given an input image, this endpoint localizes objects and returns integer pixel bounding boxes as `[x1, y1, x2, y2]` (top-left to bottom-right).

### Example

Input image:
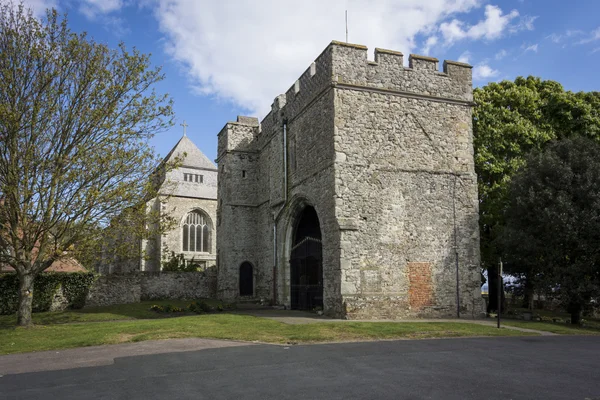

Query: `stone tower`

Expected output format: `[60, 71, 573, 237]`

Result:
[216, 41, 484, 319]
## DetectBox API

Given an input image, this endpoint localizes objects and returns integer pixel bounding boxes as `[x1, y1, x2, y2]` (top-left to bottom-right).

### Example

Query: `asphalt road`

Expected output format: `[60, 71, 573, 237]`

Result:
[1, 336, 599, 400]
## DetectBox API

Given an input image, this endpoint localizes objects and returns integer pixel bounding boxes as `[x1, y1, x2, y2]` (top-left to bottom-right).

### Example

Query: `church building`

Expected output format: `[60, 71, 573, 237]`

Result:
[103, 40, 484, 320]
[140, 133, 218, 272]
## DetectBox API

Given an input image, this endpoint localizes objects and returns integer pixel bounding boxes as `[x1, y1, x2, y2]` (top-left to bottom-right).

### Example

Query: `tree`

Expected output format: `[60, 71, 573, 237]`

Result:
[0, 4, 174, 325]
[473, 77, 600, 310]
[500, 137, 600, 324]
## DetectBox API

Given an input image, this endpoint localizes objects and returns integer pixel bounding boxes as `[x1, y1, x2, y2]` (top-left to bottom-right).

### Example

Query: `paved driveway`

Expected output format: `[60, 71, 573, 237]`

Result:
[1, 336, 599, 400]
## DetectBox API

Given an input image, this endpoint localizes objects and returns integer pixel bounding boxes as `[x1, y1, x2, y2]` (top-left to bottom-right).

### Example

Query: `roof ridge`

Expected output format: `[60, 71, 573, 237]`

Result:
[163, 135, 215, 170]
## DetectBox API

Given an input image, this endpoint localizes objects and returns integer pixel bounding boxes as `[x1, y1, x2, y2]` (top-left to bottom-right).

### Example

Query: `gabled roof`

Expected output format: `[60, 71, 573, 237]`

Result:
[163, 135, 216, 170]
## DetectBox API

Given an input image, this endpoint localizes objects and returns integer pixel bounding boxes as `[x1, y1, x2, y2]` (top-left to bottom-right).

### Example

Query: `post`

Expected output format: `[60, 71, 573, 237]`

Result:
[497, 259, 503, 329]
[345, 10, 348, 43]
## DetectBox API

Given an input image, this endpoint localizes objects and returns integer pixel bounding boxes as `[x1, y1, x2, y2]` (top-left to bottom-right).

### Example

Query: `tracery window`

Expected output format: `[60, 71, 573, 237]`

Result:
[182, 211, 211, 252]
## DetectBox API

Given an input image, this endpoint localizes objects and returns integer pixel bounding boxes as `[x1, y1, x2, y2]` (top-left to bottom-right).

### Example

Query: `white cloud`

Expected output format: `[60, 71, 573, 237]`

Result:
[458, 51, 471, 63]
[591, 47, 600, 54]
[79, 0, 123, 19]
[152, 0, 485, 115]
[439, 5, 520, 43]
[421, 36, 438, 55]
[546, 33, 562, 44]
[16, 0, 58, 18]
[510, 15, 537, 33]
[522, 43, 538, 53]
[577, 27, 600, 44]
[495, 49, 508, 60]
[472, 63, 499, 80]
[547, 29, 585, 44]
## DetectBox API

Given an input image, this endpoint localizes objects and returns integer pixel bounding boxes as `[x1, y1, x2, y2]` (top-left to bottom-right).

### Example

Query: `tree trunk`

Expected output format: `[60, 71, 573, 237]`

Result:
[487, 266, 505, 314]
[568, 302, 582, 325]
[17, 273, 35, 326]
[523, 279, 534, 310]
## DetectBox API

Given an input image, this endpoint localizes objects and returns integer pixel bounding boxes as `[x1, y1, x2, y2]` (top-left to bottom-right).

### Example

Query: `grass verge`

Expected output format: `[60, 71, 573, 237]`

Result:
[0, 300, 224, 326]
[500, 320, 600, 335]
[0, 314, 535, 355]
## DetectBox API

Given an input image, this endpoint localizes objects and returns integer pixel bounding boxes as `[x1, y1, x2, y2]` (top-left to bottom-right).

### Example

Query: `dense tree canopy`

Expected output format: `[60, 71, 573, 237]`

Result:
[474, 76, 600, 268]
[500, 137, 600, 324]
[0, 4, 174, 325]
[473, 76, 600, 311]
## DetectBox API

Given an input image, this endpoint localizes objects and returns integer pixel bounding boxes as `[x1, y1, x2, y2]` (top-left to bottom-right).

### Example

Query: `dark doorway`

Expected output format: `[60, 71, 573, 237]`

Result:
[239, 262, 253, 296]
[290, 206, 323, 310]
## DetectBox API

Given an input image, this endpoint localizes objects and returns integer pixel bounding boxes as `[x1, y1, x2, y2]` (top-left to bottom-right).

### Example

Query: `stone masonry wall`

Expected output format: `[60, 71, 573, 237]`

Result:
[160, 196, 217, 265]
[216, 41, 483, 318]
[85, 270, 217, 308]
[331, 43, 483, 319]
[216, 117, 261, 301]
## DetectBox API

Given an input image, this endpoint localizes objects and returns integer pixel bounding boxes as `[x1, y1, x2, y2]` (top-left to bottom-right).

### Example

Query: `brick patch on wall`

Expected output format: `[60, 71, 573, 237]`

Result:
[408, 262, 434, 309]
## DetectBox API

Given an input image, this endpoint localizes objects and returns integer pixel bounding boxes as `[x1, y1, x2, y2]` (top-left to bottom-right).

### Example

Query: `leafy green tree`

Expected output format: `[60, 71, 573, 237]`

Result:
[0, 4, 174, 325]
[500, 137, 600, 324]
[473, 77, 600, 310]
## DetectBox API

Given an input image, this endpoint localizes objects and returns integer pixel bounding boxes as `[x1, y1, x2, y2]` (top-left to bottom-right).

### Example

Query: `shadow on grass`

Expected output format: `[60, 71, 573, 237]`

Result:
[0, 299, 229, 327]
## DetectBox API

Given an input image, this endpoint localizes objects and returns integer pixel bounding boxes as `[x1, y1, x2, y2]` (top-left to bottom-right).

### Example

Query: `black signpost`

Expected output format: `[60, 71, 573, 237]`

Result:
[497, 259, 503, 329]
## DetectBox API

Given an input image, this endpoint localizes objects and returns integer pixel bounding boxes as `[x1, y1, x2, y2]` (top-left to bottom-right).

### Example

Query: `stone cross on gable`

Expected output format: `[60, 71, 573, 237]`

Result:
[181, 120, 188, 136]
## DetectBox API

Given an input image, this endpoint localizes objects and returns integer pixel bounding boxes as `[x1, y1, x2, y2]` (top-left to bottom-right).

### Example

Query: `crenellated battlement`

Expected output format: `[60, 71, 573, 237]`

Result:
[216, 116, 260, 159]
[326, 41, 473, 104]
[219, 40, 473, 156]
[276, 39, 473, 121]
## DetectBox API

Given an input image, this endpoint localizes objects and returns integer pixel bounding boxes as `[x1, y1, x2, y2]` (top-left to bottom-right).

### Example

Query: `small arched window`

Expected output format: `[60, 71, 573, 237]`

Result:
[182, 211, 211, 252]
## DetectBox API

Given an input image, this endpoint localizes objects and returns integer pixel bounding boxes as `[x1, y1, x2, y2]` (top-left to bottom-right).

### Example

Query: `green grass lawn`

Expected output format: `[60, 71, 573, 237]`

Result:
[0, 300, 224, 326]
[500, 320, 600, 335]
[493, 306, 600, 334]
[0, 301, 538, 355]
[0, 314, 535, 355]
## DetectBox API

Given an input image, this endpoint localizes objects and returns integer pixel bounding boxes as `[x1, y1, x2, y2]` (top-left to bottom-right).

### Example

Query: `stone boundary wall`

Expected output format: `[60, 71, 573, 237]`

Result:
[85, 269, 217, 308]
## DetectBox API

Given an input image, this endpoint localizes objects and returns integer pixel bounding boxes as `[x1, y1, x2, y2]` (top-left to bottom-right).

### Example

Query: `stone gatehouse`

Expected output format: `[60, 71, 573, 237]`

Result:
[216, 41, 484, 319]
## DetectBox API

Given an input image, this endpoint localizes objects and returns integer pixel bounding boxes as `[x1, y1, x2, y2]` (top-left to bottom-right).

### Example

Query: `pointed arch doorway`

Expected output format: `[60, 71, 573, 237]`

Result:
[290, 206, 323, 310]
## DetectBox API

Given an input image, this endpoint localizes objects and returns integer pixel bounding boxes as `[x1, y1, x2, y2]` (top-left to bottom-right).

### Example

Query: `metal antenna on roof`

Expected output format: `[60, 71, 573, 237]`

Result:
[180, 120, 188, 136]
[345, 10, 348, 43]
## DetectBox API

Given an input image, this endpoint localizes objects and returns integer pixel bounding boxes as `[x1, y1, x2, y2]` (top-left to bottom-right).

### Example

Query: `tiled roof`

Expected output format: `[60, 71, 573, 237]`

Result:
[0, 258, 87, 273]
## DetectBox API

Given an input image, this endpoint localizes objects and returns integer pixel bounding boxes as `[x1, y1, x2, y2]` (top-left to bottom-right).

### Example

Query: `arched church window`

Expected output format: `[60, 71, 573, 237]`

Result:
[182, 211, 211, 252]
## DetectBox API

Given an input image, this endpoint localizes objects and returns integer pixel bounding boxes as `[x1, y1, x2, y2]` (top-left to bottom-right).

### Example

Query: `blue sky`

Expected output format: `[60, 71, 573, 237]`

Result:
[20, 0, 600, 161]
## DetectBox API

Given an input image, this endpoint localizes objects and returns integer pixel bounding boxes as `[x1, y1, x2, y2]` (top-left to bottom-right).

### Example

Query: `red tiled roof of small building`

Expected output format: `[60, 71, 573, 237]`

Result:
[0, 258, 87, 273]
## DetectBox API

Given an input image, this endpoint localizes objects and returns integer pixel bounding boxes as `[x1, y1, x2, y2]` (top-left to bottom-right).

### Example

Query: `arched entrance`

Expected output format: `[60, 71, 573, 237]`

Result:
[290, 206, 323, 310]
[239, 262, 253, 296]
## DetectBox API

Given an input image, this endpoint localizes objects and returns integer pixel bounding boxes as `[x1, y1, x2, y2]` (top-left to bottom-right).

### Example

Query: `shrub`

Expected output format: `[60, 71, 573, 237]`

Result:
[198, 300, 212, 313]
[150, 300, 232, 315]
[161, 251, 203, 272]
[0, 272, 96, 315]
[150, 303, 185, 314]
[150, 304, 164, 312]
[187, 301, 202, 314]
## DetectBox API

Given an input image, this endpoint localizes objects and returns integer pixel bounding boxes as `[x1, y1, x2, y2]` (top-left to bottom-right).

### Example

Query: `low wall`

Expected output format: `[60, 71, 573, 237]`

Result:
[85, 269, 217, 308]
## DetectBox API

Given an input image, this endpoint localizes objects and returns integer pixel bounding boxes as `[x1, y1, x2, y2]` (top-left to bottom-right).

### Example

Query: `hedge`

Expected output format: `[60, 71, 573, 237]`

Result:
[0, 272, 96, 315]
